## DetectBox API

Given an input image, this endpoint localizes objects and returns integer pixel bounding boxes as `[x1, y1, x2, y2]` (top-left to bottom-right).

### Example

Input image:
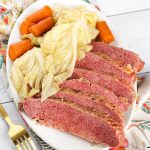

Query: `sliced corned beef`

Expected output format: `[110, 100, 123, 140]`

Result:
[60, 79, 127, 110]
[23, 98, 125, 147]
[71, 68, 135, 104]
[76, 52, 136, 86]
[53, 89, 124, 124]
[94, 52, 134, 74]
[91, 42, 144, 72]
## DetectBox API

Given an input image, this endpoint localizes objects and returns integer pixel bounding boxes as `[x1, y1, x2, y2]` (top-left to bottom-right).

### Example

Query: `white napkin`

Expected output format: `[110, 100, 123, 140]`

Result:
[126, 125, 150, 150]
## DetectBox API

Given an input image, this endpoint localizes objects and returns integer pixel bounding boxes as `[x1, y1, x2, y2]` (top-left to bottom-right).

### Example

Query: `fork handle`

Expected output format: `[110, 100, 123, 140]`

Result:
[0, 103, 13, 126]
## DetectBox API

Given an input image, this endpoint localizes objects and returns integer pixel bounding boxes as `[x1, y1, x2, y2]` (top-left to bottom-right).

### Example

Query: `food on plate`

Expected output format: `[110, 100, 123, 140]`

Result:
[91, 41, 144, 72]
[9, 39, 33, 61]
[40, 6, 99, 56]
[26, 6, 53, 23]
[76, 52, 136, 85]
[20, 20, 35, 35]
[29, 17, 54, 37]
[55, 6, 98, 28]
[11, 47, 48, 98]
[21, 41, 144, 147]
[61, 79, 121, 107]
[22, 98, 125, 147]
[11, 6, 99, 100]
[70, 68, 135, 109]
[10, 4, 144, 148]
[20, 6, 53, 36]
[21, 33, 42, 45]
[96, 21, 114, 44]
[53, 89, 124, 124]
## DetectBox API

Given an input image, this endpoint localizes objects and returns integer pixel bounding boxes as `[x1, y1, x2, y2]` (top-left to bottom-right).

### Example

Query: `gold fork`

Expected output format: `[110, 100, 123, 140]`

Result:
[0, 103, 37, 150]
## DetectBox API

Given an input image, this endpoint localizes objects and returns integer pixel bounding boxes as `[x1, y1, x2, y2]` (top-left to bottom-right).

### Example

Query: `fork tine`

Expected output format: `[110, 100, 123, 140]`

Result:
[20, 136, 31, 150]
[24, 135, 34, 150]
[16, 139, 25, 150]
[0, 103, 37, 149]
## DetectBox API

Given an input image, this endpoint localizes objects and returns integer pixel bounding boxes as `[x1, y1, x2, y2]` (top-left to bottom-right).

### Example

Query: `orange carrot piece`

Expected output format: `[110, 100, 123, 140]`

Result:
[96, 21, 114, 44]
[9, 39, 33, 61]
[20, 20, 35, 35]
[29, 17, 54, 37]
[26, 6, 52, 23]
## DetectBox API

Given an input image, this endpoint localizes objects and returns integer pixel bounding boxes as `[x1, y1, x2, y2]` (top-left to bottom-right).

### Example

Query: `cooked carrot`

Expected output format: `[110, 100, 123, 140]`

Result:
[9, 39, 33, 61]
[26, 6, 52, 23]
[96, 21, 114, 44]
[20, 20, 35, 35]
[29, 17, 54, 37]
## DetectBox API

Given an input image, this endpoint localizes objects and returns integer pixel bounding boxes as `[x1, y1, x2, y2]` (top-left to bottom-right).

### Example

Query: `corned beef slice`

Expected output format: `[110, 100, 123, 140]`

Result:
[60, 79, 127, 110]
[23, 98, 125, 147]
[61, 79, 119, 105]
[53, 89, 124, 124]
[91, 42, 144, 72]
[71, 68, 135, 104]
[76, 52, 136, 85]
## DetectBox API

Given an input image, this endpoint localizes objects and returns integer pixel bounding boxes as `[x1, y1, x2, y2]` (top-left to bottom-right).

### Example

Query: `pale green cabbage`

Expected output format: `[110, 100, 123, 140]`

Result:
[11, 6, 99, 100]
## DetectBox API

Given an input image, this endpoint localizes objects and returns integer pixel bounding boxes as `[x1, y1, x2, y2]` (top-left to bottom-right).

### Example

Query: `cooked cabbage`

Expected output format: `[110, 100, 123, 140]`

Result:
[56, 6, 99, 28]
[11, 6, 99, 100]
[11, 48, 46, 98]
[21, 33, 44, 46]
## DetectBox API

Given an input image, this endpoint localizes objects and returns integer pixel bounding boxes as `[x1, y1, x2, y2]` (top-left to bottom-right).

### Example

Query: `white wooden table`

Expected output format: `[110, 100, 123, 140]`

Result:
[0, 0, 150, 149]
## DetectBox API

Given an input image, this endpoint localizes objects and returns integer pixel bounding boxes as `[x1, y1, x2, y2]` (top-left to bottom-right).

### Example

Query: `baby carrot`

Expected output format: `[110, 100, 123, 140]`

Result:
[29, 17, 54, 37]
[96, 21, 114, 44]
[26, 6, 53, 23]
[9, 39, 33, 61]
[20, 20, 35, 35]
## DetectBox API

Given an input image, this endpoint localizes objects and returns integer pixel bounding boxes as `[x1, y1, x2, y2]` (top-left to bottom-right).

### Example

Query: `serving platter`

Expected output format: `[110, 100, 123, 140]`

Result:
[6, 0, 136, 149]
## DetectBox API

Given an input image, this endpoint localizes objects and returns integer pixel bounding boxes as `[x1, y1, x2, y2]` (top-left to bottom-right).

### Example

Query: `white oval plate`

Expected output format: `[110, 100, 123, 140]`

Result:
[6, 0, 136, 149]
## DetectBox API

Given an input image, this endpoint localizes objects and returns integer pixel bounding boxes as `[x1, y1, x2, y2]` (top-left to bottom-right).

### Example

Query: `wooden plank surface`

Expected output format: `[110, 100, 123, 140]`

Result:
[0, 78, 12, 103]
[108, 9, 150, 74]
[97, 0, 150, 16]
